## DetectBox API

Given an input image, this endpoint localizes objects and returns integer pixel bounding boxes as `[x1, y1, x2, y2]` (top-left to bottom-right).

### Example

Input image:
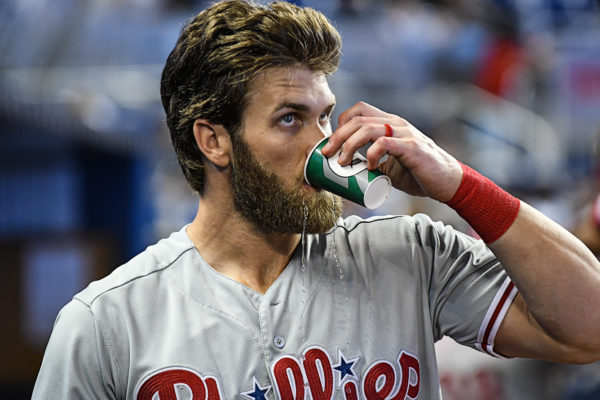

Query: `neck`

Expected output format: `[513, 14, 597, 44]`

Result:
[187, 194, 301, 294]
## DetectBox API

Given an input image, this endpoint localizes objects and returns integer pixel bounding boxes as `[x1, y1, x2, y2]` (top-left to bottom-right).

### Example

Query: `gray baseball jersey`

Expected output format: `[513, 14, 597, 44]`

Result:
[32, 213, 517, 399]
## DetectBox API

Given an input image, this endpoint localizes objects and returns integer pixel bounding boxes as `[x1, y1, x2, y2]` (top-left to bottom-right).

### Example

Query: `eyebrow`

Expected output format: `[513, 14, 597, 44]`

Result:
[272, 101, 336, 114]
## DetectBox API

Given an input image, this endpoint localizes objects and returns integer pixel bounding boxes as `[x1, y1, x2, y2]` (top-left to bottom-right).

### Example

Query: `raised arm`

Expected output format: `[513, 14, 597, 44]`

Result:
[322, 101, 600, 364]
[488, 202, 600, 363]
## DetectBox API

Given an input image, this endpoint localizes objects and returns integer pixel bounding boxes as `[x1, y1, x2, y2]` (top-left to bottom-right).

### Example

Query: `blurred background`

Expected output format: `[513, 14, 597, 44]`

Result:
[1, 0, 600, 398]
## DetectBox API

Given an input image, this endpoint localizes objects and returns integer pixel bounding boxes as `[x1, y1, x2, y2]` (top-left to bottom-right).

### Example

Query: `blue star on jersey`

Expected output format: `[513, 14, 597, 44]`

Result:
[334, 349, 359, 385]
[241, 376, 271, 400]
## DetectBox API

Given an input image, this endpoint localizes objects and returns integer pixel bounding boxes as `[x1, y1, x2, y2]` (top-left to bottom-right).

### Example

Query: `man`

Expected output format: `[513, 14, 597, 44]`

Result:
[33, 1, 600, 399]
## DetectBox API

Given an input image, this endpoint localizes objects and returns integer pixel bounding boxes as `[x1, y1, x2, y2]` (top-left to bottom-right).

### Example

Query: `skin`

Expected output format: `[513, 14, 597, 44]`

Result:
[572, 203, 600, 255]
[322, 101, 600, 364]
[186, 65, 336, 294]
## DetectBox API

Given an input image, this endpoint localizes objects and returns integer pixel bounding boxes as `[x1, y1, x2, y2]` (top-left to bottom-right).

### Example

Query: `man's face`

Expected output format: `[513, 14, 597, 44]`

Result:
[230, 66, 343, 234]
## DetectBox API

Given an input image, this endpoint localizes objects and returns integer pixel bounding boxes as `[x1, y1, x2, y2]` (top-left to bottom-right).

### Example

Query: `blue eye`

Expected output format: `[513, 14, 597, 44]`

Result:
[319, 112, 330, 123]
[279, 113, 298, 127]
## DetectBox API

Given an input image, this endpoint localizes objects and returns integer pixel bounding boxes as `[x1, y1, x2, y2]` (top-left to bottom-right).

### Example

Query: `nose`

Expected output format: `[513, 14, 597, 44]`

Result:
[305, 123, 327, 157]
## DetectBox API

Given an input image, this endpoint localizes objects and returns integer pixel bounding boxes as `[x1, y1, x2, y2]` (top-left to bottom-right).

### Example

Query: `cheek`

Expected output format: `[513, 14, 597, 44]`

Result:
[276, 153, 306, 183]
[249, 134, 309, 180]
[260, 142, 289, 163]
[264, 140, 302, 165]
[257, 151, 296, 179]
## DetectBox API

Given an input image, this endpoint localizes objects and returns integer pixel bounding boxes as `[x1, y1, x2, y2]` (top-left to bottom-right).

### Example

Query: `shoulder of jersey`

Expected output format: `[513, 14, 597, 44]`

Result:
[333, 213, 449, 250]
[335, 214, 413, 234]
[74, 227, 195, 306]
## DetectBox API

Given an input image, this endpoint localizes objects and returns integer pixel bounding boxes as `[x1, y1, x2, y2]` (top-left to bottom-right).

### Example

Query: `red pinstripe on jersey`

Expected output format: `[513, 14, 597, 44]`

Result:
[476, 277, 518, 358]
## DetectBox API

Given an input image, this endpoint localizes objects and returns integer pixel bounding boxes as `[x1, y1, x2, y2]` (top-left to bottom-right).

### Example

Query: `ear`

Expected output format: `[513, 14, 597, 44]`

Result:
[192, 119, 232, 168]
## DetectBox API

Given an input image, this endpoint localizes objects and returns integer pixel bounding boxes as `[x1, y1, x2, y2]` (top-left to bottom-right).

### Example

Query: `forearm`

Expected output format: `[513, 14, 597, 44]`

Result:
[489, 201, 600, 351]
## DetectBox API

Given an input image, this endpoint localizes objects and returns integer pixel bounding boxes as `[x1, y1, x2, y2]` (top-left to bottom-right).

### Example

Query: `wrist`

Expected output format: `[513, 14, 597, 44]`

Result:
[445, 162, 520, 244]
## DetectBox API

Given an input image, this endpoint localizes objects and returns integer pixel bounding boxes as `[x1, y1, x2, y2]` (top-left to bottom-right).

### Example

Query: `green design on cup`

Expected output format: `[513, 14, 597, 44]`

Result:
[304, 137, 391, 209]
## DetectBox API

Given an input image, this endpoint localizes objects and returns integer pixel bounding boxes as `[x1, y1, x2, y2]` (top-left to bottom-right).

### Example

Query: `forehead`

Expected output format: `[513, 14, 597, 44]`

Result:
[246, 66, 335, 109]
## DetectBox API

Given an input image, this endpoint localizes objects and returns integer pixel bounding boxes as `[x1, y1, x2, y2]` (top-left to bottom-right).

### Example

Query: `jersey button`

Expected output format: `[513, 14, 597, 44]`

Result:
[273, 335, 286, 349]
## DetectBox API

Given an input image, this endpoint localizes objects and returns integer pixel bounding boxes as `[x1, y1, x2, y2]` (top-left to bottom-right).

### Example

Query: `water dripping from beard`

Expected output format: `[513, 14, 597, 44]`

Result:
[302, 201, 308, 272]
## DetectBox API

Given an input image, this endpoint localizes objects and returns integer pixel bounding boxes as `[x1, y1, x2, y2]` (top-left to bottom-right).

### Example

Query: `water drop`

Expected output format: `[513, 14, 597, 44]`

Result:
[300, 200, 308, 344]
[302, 202, 308, 272]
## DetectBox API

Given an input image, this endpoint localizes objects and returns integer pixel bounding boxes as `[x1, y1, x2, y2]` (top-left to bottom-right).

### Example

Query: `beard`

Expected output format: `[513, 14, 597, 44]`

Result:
[230, 134, 343, 234]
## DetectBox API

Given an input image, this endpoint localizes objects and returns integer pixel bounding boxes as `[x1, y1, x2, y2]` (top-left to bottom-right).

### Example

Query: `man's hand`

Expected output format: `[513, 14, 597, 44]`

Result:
[321, 101, 463, 202]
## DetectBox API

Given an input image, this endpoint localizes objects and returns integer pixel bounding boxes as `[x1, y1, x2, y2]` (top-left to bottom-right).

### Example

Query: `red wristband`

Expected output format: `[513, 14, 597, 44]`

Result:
[446, 162, 520, 244]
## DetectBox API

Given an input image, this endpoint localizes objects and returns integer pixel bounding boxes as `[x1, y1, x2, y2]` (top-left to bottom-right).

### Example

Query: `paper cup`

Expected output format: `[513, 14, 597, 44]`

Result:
[304, 136, 391, 209]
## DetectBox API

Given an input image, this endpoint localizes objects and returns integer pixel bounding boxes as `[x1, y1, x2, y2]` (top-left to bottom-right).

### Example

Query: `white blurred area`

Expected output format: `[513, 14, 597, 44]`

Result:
[2, 0, 600, 398]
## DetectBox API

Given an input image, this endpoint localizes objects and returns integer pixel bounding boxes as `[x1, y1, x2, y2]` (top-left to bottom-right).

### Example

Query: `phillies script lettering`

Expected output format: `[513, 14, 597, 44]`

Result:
[135, 346, 420, 399]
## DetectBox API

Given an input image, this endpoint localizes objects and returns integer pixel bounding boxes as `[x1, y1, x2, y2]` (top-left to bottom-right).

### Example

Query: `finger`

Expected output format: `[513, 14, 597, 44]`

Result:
[377, 158, 420, 195]
[341, 124, 416, 167]
[365, 136, 413, 170]
[365, 137, 395, 170]
[323, 116, 392, 157]
[384, 123, 394, 138]
[337, 101, 389, 127]
[337, 123, 387, 165]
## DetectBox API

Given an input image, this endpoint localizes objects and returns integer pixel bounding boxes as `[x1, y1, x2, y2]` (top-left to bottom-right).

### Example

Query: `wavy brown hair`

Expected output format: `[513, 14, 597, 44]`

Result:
[160, 0, 342, 194]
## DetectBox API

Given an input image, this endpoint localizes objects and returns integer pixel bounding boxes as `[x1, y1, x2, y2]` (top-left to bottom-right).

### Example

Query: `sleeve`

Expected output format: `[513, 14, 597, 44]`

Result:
[32, 299, 117, 399]
[413, 213, 518, 358]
